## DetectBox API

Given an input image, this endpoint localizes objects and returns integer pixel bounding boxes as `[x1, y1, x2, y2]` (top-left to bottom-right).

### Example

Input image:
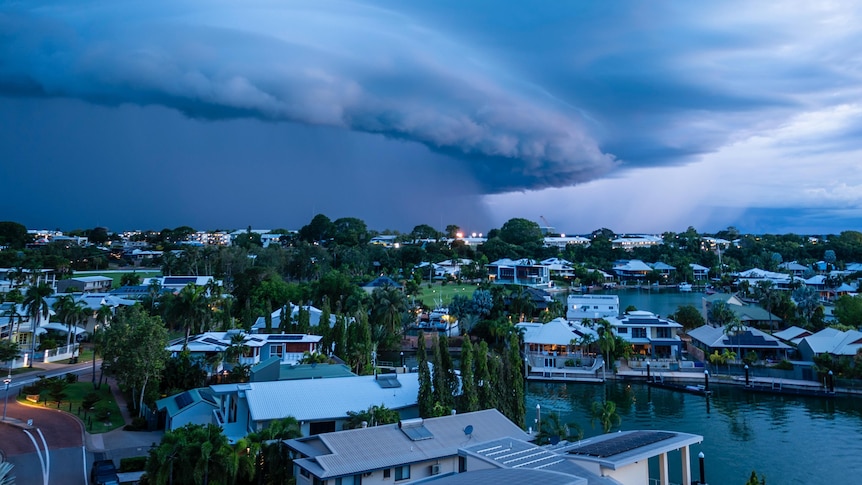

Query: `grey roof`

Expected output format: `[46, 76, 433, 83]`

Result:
[419, 468, 591, 485]
[687, 325, 791, 350]
[290, 409, 530, 479]
[236, 373, 420, 422]
[558, 430, 703, 471]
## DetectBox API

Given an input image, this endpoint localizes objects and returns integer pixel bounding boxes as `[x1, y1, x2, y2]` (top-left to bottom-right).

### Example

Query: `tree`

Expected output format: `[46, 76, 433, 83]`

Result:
[707, 301, 737, 327]
[596, 319, 615, 379]
[591, 400, 621, 433]
[459, 338, 478, 412]
[834, 295, 862, 328]
[535, 413, 582, 445]
[0, 221, 29, 249]
[146, 423, 238, 485]
[53, 295, 88, 349]
[23, 283, 53, 329]
[120, 272, 142, 287]
[345, 404, 400, 429]
[170, 283, 211, 346]
[723, 316, 745, 365]
[416, 332, 434, 417]
[745, 470, 767, 485]
[0, 340, 20, 373]
[475, 340, 493, 410]
[753, 280, 779, 332]
[504, 333, 525, 426]
[236, 417, 302, 484]
[298, 214, 334, 243]
[793, 285, 821, 327]
[671, 304, 705, 331]
[101, 306, 169, 416]
[498, 218, 544, 251]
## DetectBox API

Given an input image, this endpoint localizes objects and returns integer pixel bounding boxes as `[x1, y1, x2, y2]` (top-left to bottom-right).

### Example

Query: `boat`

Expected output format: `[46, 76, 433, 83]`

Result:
[647, 376, 711, 396]
[678, 282, 693, 292]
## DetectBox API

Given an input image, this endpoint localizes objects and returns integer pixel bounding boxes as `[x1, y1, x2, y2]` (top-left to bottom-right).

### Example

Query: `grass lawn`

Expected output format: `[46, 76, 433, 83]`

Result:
[416, 282, 483, 308]
[18, 380, 125, 433]
[71, 270, 161, 288]
[10, 366, 45, 376]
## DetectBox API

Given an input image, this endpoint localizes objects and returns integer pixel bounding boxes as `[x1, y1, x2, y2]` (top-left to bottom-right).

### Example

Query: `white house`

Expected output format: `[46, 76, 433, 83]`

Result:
[167, 331, 323, 368]
[567, 294, 620, 321]
[607, 311, 685, 359]
[486, 259, 550, 287]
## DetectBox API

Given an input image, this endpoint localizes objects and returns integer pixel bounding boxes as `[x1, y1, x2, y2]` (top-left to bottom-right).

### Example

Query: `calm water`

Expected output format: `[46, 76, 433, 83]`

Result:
[526, 381, 862, 484]
[536, 289, 862, 484]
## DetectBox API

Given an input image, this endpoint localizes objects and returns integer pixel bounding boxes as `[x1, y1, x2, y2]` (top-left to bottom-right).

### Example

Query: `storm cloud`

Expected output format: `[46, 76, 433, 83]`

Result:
[0, 0, 617, 193]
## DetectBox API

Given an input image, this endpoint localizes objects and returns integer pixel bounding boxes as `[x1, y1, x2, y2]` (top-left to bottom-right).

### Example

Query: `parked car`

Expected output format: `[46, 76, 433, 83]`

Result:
[91, 459, 120, 485]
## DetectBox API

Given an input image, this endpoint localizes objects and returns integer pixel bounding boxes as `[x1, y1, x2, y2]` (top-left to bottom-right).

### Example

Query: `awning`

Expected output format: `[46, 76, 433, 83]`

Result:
[39, 322, 88, 335]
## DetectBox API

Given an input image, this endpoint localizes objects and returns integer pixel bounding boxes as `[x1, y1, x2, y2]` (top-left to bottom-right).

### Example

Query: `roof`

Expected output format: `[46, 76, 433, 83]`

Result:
[167, 331, 320, 353]
[687, 325, 791, 350]
[363, 276, 401, 288]
[559, 430, 703, 471]
[289, 409, 530, 479]
[611, 311, 682, 328]
[220, 373, 420, 422]
[279, 363, 356, 381]
[800, 328, 862, 356]
[649, 262, 676, 271]
[518, 319, 577, 346]
[419, 467, 590, 485]
[773, 326, 812, 343]
[612, 260, 653, 272]
[68, 275, 113, 283]
[155, 388, 217, 417]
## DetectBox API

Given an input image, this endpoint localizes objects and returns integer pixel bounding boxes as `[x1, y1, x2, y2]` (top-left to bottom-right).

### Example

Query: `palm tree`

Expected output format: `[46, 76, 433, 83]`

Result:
[23, 283, 53, 356]
[754, 280, 779, 333]
[535, 412, 583, 445]
[591, 400, 622, 433]
[224, 332, 249, 366]
[170, 283, 210, 347]
[596, 319, 615, 380]
[3, 304, 23, 343]
[724, 317, 745, 366]
[793, 285, 821, 327]
[91, 304, 113, 389]
[53, 296, 88, 349]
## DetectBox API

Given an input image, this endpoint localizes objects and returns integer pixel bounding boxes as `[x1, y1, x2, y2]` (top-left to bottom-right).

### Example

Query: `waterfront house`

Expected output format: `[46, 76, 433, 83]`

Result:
[519, 319, 597, 369]
[778, 261, 810, 277]
[486, 258, 550, 287]
[567, 294, 620, 321]
[541, 257, 577, 279]
[648, 262, 676, 280]
[689, 263, 710, 281]
[612, 260, 653, 281]
[288, 409, 531, 485]
[796, 328, 862, 362]
[701, 293, 783, 330]
[142, 275, 222, 294]
[687, 324, 790, 363]
[607, 311, 685, 359]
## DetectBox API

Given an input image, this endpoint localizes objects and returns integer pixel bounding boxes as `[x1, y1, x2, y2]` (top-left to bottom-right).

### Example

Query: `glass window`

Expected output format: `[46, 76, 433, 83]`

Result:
[395, 465, 410, 481]
[384, 469, 391, 479]
[458, 456, 467, 473]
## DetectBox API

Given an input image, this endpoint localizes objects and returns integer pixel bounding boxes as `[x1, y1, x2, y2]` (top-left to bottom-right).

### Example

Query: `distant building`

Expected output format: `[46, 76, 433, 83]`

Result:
[486, 258, 550, 287]
[567, 294, 620, 321]
[56, 275, 113, 294]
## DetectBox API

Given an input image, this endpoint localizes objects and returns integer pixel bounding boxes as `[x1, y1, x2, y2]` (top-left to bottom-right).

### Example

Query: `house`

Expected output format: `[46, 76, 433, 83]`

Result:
[773, 326, 813, 346]
[689, 264, 710, 281]
[362, 276, 403, 293]
[611, 235, 663, 250]
[288, 409, 531, 485]
[370, 235, 399, 247]
[567, 294, 619, 321]
[796, 328, 862, 362]
[607, 311, 685, 359]
[778, 261, 810, 277]
[648, 262, 676, 280]
[612, 260, 653, 281]
[56, 275, 114, 293]
[249, 357, 355, 383]
[543, 235, 591, 249]
[155, 388, 219, 431]
[701, 293, 783, 330]
[734, 268, 801, 289]
[459, 430, 704, 485]
[518, 319, 599, 374]
[486, 259, 550, 287]
[167, 331, 323, 368]
[141, 275, 221, 294]
[251, 304, 337, 333]
[207, 373, 420, 441]
[687, 325, 790, 362]
[125, 249, 163, 266]
[541, 258, 577, 279]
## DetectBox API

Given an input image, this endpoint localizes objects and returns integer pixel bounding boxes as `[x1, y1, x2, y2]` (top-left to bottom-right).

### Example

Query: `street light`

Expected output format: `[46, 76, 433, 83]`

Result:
[3, 376, 11, 421]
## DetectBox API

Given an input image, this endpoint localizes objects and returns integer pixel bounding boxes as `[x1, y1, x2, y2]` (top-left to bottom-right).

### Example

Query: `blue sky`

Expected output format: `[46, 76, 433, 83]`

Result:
[2, 0, 861, 235]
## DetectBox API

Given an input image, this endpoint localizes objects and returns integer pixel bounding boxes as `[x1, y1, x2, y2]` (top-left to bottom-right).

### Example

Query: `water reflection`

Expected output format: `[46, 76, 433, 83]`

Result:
[526, 381, 862, 484]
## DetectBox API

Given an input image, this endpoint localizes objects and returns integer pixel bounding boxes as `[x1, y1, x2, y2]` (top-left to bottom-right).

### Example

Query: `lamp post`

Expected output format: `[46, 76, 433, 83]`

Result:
[3, 376, 11, 421]
[697, 451, 707, 484]
[400, 351, 404, 368]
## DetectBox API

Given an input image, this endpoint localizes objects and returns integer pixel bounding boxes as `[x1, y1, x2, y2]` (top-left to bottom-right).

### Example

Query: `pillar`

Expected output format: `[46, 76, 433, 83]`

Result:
[680, 446, 692, 485]
[658, 451, 669, 485]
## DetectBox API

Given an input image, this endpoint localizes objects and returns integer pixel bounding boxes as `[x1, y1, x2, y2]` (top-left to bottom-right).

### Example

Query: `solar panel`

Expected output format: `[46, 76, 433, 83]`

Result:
[269, 335, 303, 341]
[202, 337, 227, 346]
[401, 425, 434, 441]
[174, 391, 193, 410]
[164, 277, 199, 285]
[567, 431, 675, 458]
[376, 375, 402, 389]
[723, 332, 779, 347]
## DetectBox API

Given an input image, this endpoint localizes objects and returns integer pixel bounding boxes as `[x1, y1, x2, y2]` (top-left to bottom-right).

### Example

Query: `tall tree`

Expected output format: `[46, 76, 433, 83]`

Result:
[101, 306, 169, 416]
[504, 333, 526, 427]
[146, 423, 238, 485]
[459, 338, 478, 412]
[754, 280, 779, 332]
[475, 340, 493, 409]
[596, 318, 615, 379]
[23, 283, 53, 330]
[416, 331, 434, 417]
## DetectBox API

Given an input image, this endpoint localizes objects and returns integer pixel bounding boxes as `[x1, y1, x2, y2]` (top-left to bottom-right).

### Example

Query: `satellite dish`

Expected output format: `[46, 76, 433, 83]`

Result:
[464, 425, 473, 436]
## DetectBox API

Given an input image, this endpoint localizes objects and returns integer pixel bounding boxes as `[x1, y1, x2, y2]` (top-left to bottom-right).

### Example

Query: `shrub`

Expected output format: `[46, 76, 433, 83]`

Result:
[95, 405, 111, 421]
[65, 372, 78, 384]
[119, 456, 148, 472]
[774, 359, 794, 371]
[82, 391, 102, 410]
[123, 416, 148, 431]
[21, 384, 42, 395]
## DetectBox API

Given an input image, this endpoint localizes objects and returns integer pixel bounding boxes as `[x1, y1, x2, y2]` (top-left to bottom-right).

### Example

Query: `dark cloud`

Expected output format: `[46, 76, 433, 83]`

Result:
[0, 0, 617, 197]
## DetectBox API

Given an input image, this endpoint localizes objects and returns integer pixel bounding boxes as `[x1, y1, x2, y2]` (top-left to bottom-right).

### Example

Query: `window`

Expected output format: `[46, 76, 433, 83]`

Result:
[617, 327, 628, 334]
[395, 465, 410, 481]
[458, 456, 467, 473]
[657, 328, 671, 339]
[632, 328, 647, 339]
[384, 469, 391, 479]
[271, 344, 284, 358]
[354, 476, 362, 485]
